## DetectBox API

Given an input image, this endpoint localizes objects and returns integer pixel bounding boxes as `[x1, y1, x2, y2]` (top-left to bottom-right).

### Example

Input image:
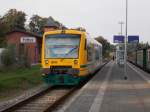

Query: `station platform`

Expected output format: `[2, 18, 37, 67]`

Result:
[53, 61, 150, 112]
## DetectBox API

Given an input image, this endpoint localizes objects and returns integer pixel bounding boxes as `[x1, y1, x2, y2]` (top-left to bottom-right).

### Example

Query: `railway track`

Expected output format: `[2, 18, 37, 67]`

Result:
[1, 62, 108, 112]
[1, 86, 76, 112]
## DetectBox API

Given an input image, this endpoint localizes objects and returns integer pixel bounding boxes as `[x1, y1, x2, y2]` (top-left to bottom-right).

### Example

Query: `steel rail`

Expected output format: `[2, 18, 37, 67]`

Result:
[1, 62, 108, 112]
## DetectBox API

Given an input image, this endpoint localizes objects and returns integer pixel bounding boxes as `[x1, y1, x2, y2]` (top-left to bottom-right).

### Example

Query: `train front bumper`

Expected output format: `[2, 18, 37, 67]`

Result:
[41, 68, 83, 85]
[42, 74, 85, 85]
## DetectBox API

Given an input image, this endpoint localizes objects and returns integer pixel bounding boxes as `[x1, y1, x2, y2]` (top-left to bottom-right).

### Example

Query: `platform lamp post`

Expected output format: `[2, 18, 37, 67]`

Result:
[124, 0, 128, 79]
[118, 21, 124, 35]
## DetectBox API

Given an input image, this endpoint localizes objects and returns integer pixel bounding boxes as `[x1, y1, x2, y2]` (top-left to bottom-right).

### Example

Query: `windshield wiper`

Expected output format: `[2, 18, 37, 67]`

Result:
[64, 47, 78, 57]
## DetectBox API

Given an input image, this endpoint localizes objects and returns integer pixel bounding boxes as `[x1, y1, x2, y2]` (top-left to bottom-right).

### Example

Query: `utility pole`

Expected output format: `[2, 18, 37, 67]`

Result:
[124, 0, 128, 79]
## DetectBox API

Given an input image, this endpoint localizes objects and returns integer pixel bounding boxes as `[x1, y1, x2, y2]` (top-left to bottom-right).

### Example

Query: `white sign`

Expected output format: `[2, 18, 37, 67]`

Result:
[20, 37, 36, 43]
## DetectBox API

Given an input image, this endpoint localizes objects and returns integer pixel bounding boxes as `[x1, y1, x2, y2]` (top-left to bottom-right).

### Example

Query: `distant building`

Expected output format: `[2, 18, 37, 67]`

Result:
[6, 30, 42, 65]
[43, 18, 60, 32]
[5, 18, 66, 65]
[43, 17, 67, 32]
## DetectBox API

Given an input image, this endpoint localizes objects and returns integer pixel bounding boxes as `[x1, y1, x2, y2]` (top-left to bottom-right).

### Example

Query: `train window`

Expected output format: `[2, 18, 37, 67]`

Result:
[87, 44, 93, 62]
[95, 49, 100, 60]
[45, 34, 80, 59]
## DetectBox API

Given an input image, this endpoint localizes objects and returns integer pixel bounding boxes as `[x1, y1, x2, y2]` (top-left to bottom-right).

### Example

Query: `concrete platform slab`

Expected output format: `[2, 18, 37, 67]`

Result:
[53, 62, 150, 112]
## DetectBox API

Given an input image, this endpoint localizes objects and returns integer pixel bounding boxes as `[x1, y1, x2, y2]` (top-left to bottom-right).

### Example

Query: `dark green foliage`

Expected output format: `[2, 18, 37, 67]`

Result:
[2, 9, 26, 31]
[1, 44, 32, 69]
[137, 42, 150, 49]
[1, 45, 16, 66]
[95, 36, 115, 58]
[18, 47, 31, 68]
[29, 15, 52, 33]
[128, 42, 150, 54]
[0, 9, 26, 47]
[0, 9, 65, 47]
[0, 18, 9, 47]
[29, 15, 65, 33]
[29, 15, 48, 33]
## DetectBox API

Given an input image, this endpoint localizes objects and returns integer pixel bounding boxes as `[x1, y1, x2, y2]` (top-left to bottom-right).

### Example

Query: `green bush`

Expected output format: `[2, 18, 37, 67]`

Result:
[1, 45, 16, 67]
[1, 44, 31, 68]
[18, 48, 31, 68]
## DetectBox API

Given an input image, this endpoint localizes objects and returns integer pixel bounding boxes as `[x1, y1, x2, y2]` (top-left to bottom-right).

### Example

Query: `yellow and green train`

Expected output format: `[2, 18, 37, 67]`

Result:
[41, 29, 102, 85]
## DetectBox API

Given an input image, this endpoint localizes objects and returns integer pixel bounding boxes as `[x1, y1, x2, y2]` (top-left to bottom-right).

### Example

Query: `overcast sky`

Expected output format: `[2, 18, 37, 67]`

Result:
[0, 0, 150, 43]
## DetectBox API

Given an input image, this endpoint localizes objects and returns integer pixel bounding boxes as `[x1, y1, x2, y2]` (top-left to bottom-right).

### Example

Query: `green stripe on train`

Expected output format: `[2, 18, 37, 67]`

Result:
[43, 74, 86, 85]
[80, 62, 95, 68]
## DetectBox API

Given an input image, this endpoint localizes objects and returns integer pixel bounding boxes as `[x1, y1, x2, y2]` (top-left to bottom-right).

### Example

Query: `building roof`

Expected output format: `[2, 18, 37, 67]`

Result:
[6, 29, 42, 38]
[44, 18, 59, 28]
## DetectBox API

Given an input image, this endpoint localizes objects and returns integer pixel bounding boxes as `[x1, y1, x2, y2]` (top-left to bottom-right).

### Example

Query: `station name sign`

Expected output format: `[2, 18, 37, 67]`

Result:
[113, 35, 125, 43]
[20, 37, 36, 43]
[128, 36, 139, 43]
[113, 35, 139, 43]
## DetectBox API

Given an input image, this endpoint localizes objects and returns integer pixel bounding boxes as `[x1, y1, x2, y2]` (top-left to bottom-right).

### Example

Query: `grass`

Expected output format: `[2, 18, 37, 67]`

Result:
[0, 65, 43, 102]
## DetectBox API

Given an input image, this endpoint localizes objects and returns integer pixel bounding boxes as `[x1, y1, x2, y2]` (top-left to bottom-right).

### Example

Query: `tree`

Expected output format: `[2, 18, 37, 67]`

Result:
[2, 9, 26, 31]
[29, 15, 66, 33]
[0, 17, 9, 47]
[0, 9, 26, 47]
[1, 44, 16, 67]
[95, 36, 114, 58]
[29, 15, 48, 33]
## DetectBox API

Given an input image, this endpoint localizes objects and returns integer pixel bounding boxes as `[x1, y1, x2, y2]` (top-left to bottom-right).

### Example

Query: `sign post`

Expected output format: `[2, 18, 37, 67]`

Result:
[124, 0, 128, 80]
[113, 35, 125, 65]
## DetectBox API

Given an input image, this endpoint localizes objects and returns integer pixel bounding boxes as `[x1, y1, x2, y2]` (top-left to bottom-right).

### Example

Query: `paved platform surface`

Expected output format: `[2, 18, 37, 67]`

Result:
[53, 61, 150, 112]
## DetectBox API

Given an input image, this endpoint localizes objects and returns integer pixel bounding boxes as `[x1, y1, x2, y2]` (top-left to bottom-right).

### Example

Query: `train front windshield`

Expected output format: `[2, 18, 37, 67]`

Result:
[45, 34, 80, 58]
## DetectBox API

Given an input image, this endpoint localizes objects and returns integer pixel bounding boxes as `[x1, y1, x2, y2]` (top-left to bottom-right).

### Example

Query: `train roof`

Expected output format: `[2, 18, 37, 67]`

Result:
[43, 29, 102, 46]
[86, 34, 102, 46]
[44, 29, 86, 36]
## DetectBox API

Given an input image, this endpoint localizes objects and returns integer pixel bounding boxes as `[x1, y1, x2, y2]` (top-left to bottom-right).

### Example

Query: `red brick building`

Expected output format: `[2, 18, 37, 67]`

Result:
[6, 30, 42, 65]
[5, 18, 62, 65]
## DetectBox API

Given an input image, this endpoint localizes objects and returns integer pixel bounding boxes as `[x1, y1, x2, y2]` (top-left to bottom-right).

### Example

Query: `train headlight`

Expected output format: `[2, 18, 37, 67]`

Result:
[45, 60, 49, 64]
[42, 74, 46, 76]
[74, 60, 78, 65]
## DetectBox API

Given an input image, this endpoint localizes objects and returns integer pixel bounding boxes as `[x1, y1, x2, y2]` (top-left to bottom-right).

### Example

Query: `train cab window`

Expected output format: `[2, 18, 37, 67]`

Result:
[45, 34, 80, 59]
